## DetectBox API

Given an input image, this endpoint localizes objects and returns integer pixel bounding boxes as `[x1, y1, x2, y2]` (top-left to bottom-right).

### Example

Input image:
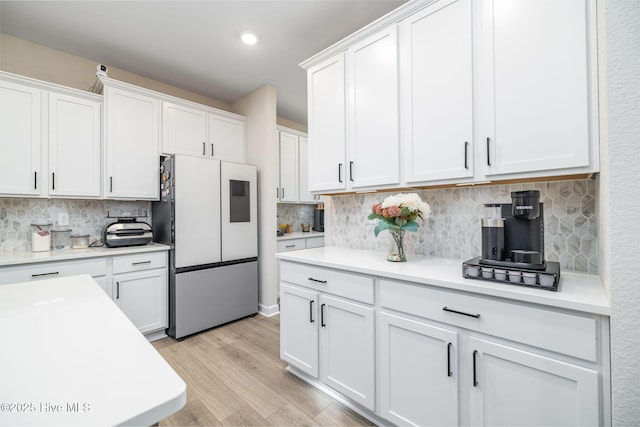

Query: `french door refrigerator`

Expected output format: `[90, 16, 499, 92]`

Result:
[152, 154, 258, 339]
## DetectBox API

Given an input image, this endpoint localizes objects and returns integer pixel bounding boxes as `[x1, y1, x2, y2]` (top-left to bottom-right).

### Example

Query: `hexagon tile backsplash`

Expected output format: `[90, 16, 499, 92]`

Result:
[326, 179, 598, 274]
[0, 199, 151, 255]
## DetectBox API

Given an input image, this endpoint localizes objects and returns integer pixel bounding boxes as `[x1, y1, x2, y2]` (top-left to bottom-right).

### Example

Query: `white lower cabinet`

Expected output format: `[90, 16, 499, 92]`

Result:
[111, 252, 168, 335]
[279, 260, 608, 426]
[319, 294, 375, 410]
[279, 262, 376, 411]
[469, 337, 599, 427]
[379, 312, 459, 426]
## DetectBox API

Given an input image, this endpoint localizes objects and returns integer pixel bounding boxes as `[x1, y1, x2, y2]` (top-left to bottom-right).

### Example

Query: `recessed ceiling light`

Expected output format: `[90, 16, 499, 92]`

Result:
[240, 31, 258, 45]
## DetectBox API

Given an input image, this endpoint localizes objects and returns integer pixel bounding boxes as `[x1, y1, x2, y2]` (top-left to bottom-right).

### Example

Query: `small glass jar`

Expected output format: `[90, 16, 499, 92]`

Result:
[30, 223, 52, 252]
[71, 234, 90, 249]
[52, 229, 71, 250]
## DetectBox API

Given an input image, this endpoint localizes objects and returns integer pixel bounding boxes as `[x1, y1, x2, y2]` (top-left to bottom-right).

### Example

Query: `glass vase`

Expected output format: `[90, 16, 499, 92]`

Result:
[387, 229, 407, 262]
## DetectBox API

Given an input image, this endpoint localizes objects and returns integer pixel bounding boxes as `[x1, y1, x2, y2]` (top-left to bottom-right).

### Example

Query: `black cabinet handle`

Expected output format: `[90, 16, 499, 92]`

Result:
[211, 143, 214, 156]
[202, 142, 206, 156]
[132, 260, 151, 266]
[320, 303, 326, 327]
[443, 307, 481, 319]
[486, 137, 491, 166]
[308, 277, 327, 284]
[285, 244, 296, 248]
[52, 172, 55, 190]
[447, 342, 453, 377]
[34, 171, 38, 190]
[309, 300, 315, 323]
[473, 350, 479, 387]
[31, 271, 59, 278]
[116, 281, 120, 299]
[338, 163, 343, 183]
[349, 161, 354, 182]
[464, 141, 469, 170]
[282, 188, 285, 198]
[109, 176, 113, 192]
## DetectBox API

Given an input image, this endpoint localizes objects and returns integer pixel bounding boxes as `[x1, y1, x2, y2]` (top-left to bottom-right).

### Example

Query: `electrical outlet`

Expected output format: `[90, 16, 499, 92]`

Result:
[57, 212, 69, 227]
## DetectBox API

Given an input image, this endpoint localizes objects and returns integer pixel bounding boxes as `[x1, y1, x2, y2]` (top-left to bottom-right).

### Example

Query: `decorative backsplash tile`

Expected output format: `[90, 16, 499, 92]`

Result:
[326, 179, 598, 273]
[0, 198, 151, 255]
[277, 203, 316, 233]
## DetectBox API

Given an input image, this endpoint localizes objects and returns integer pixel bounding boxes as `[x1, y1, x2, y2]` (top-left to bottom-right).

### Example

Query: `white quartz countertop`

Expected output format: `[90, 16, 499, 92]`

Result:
[277, 231, 324, 241]
[0, 242, 170, 267]
[276, 247, 610, 316]
[0, 274, 186, 426]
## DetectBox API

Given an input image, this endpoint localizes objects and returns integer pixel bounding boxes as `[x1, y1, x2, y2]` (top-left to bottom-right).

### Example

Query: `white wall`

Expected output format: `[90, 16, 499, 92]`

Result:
[600, 0, 640, 424]
[231, 85, 280, 316]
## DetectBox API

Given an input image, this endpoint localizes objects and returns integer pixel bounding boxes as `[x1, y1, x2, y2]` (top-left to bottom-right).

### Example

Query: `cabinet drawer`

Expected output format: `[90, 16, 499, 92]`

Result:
[379, 279, 598, 362]
[278, 239, 306, 252]
[0, 258, 107, 285]
[280, 261, 374, 304]
[306, 236, 325, 249]
[112, 251, 167, 274]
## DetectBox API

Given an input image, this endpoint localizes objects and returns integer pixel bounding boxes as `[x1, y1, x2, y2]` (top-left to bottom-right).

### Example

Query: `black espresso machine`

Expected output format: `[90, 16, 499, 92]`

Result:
[463, 190, 561, 291]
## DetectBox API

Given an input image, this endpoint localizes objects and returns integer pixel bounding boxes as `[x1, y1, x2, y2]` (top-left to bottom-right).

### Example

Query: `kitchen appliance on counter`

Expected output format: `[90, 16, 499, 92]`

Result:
[153, 155, 258, 340]
[102, 218, 153, 247]
[313, 206, 324, 232]
[463, 190, 561, 291]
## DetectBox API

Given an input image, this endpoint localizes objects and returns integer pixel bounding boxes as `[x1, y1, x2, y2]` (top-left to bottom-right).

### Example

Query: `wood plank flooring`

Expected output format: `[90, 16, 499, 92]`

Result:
[152, 314, 374, 426]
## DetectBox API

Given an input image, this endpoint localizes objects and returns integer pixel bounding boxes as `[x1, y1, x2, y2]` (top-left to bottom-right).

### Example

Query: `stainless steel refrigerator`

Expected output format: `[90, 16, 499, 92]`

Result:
[152, 154, 258, 339]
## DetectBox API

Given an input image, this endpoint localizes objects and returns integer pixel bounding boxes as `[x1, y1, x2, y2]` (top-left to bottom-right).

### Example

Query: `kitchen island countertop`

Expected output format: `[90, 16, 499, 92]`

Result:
[277, 231, 324, 241]
[276, 246, 610, 316]
[0, 274, 186, 425]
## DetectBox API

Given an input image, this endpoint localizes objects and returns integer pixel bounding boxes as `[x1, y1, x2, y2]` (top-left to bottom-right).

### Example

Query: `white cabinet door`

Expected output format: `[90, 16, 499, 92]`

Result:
[479, 0, 595, 176]
[298, 136, 315, 203]
[319, 294, 375, 410]
[279, 131, 299, 202]
[48, 93, 101, 198]
[162, 102, 208, 157]
[401, 0, 473, 183]
[379, 312, 459, 426]
[280, 284, 319, 377]
[104, 86, 160, 200]
[307, 54, 347, 192]
[469, 337, 600, 426]
[0, 80, 41, 196]
[209, 115, 245, 163]
[114, 268, 168, 334]
[348, 26, 400, 189]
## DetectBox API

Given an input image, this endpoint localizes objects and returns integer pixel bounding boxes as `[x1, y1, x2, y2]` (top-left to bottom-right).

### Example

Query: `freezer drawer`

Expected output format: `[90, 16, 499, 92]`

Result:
[169, 260, 258, 339]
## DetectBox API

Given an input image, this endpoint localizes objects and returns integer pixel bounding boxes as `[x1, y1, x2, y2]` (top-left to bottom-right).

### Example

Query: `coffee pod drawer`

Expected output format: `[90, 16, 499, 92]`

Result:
[462, 257, 560, 291]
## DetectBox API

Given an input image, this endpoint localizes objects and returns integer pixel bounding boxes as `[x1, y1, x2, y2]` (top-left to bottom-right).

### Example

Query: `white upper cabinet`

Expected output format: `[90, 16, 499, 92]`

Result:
[48, 93, 102, 198]
[478, 0, 598, 177]
[278, 128, 315, 204]
[302, 0, 598, 191]
[162, 102, 208, 157]
[401, 0, 473, 184]
[307, 54, 347, 193]
[348, 26, 400, 189]
[306, 27, 400, 194]
[0, 80, 41, 197]
[298, 136, 315, 203]
[279, 131, 299, 202]
[162, 100, 246, 164]
[208, 115, 245, 163]
[104, 83, 160, 200]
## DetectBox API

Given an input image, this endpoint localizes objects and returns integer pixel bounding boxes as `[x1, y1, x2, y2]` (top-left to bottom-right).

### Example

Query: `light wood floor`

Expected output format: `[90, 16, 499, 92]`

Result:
[152, 314, 374, 427]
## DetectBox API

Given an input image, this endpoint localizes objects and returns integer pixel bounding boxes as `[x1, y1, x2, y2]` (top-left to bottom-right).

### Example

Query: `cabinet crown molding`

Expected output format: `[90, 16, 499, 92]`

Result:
[0, 70, 102, 102]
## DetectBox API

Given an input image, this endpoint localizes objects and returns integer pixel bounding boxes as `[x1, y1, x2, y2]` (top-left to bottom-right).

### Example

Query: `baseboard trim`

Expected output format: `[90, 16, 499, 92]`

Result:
[258, 303, 280, 317]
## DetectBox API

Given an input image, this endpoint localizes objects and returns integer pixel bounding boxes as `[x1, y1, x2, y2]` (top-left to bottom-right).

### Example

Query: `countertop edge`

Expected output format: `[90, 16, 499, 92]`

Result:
[0, 243, 171, 267]
[276, 247, 610, 317]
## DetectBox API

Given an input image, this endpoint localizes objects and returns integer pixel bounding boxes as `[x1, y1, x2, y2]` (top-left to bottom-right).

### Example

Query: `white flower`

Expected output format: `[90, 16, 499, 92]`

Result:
[381, 194, 403, 209]
[398, 193, 423, 213]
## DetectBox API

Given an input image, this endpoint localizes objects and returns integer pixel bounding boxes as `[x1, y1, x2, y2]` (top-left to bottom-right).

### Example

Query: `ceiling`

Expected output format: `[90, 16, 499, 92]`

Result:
[0, 0, 407, 125]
